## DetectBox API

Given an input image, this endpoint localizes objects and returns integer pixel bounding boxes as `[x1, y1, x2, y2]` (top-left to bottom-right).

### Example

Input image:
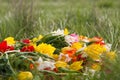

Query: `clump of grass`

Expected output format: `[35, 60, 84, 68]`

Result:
[11, 0, 36, 38]
[0, 0, 37, 41]
[97, 0, 114, 8]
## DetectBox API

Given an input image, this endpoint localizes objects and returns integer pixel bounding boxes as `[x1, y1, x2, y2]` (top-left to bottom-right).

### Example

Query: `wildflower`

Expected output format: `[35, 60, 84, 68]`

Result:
[52, 29, 64, 36]
[55, 61, 68, 68]
[29, 43, 37, 49]
[36, 58, 55, 70]
[64, 28, 69, 35]
[106, 51, 116, 60]
[35, 43, 56, 57]
[89, 37, 105, 45]
[0, 41, 14, 53]
[95, 41, 105, 45]
[32, 35, 43, 42]
[92, 37, 105, 45]
[70, 34, 79, 42]
[53, 54, 59, 61]
[65, 34, 79, 45]
[18, 71, 33, 80]
[104, 43, 112, 52]
[30, 63, 34, 70]
[62, 47, 76, 57]
[79, 35, 90, 43]
[0, 41, 7, 53]
[53, 68, 58, 72]
[32, 38, 38, 42]
[38, 35, 43, 40]
[7, 46, 14, 51]
[22, 39, 31, 44]
[4, 37, 15, 45]
[91, 63, 101, 71]
[71, 42, 83, 50]
[69, 61, 83, 71]
[71, 56, 77, 62]
[84, 44, 107, 61]
[58, 53, 71, 62]
[90, 37, 103, 42]
[77, 54, 86, 61]
[20, 46, 34, 52]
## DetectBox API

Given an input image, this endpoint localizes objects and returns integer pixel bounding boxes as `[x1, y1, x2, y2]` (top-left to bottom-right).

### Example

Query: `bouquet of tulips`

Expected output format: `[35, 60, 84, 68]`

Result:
[0, 28, 116, 80]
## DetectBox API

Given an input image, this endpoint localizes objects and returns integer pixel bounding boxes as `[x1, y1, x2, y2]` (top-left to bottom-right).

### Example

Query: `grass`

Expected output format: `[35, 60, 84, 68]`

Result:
[0, 0, 120, 80]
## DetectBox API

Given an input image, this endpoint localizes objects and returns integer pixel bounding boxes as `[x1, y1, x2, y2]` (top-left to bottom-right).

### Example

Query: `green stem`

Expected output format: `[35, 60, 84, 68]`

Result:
[5, 53, 16, 75]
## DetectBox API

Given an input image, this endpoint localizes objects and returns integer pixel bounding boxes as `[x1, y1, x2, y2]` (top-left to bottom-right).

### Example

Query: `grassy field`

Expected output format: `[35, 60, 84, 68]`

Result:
[0, 0, 120, 80]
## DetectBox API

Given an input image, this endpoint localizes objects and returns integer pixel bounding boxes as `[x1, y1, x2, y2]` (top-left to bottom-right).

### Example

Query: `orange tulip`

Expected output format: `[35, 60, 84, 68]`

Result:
[62, 47, 76, 57]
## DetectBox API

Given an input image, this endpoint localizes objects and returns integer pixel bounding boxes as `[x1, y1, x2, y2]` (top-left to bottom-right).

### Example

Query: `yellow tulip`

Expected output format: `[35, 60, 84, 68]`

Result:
[32, 35, 43, 42]
[55, 61, 68, 68]
[53, 54, 59, 61]
[69, 61, 83, 71]
[4, 37, 15, 45]
[71, 42, 83, 50]
[64, 28, 69, 35]
[84, 44, 106, 60]
[35, 43, 56, 57]
[38, 35, 43, 40]
[18, 71, 33, 80]
[32, 38, 38, 42]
